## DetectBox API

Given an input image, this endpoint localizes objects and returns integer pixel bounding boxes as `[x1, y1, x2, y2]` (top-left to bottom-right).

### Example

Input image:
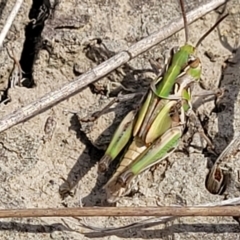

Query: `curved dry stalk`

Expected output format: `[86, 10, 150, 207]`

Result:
[76, 197, 240, 233]
[0, 0, 227, 133]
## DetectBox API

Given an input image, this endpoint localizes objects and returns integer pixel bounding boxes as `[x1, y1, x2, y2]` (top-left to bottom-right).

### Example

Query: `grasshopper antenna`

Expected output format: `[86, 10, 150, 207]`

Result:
[179, 0, 189, 43]
[196, 13, 229, 48]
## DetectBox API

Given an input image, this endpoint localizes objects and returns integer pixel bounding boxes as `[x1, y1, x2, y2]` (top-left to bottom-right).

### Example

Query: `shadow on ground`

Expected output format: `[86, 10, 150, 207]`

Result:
[84, 223, 240, 238]
[59, 39, 153, 206]
[0, 221, 238, 238]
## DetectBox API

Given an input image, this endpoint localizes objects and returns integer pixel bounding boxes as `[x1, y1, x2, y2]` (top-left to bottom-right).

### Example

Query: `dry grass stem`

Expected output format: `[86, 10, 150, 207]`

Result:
[0, 0, 24, 48]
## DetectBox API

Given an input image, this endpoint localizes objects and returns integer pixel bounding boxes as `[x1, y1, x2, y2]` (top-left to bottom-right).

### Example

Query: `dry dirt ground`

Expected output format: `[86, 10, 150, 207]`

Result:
[0, 0, 240, 239]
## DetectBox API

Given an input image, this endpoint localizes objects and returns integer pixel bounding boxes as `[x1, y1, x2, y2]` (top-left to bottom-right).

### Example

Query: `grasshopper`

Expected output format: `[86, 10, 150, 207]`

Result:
[98, 0, 228, 203]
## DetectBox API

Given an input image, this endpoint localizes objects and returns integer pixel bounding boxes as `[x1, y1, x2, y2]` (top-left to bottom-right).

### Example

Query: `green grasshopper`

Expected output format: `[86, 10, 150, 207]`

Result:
[98, 0, 228, 203]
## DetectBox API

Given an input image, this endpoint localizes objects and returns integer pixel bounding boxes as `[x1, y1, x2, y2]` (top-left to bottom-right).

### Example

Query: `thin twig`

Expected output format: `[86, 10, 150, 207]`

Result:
[213, 132, 240, 166]
[0, 0, 227, 133]
[0, 0, 24, 48]
[0, 204, 240, 218]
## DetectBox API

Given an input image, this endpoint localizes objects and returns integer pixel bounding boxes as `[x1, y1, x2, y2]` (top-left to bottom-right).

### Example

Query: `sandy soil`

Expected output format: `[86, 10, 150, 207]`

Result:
[0, 0, 240, 239]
